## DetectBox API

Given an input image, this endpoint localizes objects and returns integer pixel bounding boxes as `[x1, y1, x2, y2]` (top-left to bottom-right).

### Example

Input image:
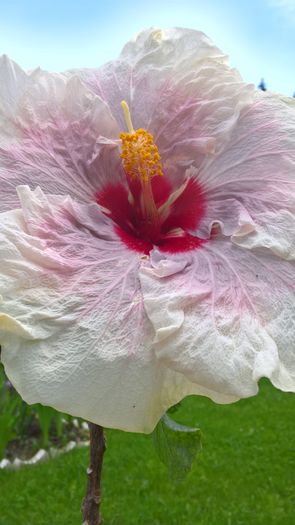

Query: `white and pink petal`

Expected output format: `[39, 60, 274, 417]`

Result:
[0, 56, 121, 212]
[0, 186, 159, 432]
[139, 243, 295, 400]
[196, 92, 295, 223]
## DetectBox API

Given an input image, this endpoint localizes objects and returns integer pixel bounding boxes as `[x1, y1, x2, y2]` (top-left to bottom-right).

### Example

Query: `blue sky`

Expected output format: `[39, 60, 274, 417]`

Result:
[0, 0, 295, 95]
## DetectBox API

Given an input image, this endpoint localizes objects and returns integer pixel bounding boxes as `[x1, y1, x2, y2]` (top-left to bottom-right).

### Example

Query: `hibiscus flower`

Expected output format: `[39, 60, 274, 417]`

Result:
[0, 28, 294, 433]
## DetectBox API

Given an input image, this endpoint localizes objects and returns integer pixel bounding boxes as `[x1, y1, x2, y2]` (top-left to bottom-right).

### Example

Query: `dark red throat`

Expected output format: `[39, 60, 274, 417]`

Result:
[96, 175, 206, 254]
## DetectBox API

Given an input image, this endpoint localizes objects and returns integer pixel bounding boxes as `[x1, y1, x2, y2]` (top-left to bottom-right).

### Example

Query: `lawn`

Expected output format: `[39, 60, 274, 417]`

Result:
[0, 379, 294, 525]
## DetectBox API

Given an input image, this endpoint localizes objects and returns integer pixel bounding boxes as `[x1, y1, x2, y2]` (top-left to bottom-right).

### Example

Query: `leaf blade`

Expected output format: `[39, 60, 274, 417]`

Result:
[152, 412, 202, 480]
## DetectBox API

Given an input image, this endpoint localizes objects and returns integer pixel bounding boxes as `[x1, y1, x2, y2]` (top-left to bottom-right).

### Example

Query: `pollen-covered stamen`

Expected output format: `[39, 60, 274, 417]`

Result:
[120, 100, 163, 233]
[120, 128, 163, 182]
[119, 100, 163, 182]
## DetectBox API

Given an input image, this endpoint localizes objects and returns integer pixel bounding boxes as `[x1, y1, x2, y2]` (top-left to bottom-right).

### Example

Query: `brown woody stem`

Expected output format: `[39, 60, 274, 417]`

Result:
[81, 423, 106, 525]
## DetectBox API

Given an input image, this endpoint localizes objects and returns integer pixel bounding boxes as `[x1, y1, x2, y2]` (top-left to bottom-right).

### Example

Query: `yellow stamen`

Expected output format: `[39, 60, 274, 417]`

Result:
[120, 101, 163, 183]
[120, 100, 163, 230]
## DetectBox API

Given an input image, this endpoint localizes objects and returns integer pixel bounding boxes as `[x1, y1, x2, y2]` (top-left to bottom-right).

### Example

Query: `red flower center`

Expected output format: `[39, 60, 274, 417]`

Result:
[96, 101, 207, 255]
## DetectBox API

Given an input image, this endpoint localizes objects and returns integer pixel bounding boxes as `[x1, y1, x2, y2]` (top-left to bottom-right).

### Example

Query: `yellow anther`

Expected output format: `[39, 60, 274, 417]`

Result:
[120, 101, 163, 183]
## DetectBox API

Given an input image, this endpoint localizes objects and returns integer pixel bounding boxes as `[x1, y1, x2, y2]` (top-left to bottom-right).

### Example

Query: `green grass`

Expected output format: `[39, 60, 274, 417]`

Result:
[0, 380, 295, 525]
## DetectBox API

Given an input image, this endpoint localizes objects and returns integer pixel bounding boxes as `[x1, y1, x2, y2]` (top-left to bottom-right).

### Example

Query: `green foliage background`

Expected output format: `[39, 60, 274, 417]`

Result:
[1, 379, 294, 525]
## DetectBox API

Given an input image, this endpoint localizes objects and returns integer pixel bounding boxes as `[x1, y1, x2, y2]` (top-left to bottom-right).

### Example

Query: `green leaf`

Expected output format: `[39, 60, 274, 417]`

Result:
[152, 413, 202, 481]
[167, 402, 182, 415]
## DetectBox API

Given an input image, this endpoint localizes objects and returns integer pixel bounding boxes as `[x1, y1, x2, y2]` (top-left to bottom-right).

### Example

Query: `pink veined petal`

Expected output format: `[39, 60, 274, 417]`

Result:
[190, 93, 295, 242]
[72, 27, 254, 184]
[0, 186, 155, 432]
[196, 93, 295, 219]
[73, 28, 228, 126]
[196, 197, 256, 239]
[231, 209, 295, 261]
[0, 186, 225, 433]
[139, 243, 295, 401]
[0, 56, 121, 212]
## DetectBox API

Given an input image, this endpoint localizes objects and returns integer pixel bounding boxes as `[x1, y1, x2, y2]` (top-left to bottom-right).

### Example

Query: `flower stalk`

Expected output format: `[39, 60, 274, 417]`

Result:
[81, 423, 106, 525]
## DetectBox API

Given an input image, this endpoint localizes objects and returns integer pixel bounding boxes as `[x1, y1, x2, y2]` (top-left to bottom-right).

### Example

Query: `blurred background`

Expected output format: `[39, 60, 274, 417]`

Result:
[0, 0, 295, 95]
